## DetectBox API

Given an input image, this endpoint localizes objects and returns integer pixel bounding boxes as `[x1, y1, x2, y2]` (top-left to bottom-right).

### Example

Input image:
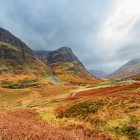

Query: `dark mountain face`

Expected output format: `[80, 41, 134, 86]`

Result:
[35, 47, 89, 75]
[0, 28, 33, 59]
[89, 69, 107, 78]
[34, 51, 49, 64]
[46, 47, 79, 63]
[35, 47, 97, 85]
[0, 27, 48, 76]
[34, 47, 79, 67]
[106, 58, 140, 79]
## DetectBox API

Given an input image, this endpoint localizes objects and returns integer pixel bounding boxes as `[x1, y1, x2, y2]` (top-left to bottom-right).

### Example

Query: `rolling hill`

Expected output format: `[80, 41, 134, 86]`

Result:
[106, 58, 140, 79]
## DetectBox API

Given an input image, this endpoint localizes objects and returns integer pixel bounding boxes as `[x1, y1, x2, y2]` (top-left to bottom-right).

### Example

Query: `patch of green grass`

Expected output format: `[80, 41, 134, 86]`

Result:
[58, 99, 104, 119]
[122, 126, 140, 140]
[105, 117, 140, 140]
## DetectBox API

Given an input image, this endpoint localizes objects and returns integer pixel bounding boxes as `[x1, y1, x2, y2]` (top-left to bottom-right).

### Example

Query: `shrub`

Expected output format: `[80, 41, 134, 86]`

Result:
[122, 126, 140, 140]
[57, 100, 104, 119]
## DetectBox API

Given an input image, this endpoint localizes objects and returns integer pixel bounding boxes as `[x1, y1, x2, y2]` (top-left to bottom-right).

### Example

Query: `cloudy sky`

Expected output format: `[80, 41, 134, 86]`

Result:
[0, 0, 140, 73]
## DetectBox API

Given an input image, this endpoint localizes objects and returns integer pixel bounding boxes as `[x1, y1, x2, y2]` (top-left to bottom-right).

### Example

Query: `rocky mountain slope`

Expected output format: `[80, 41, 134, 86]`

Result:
[0, 27, 97, 84]
[106, 58, 140, 79]
[35, 47, 97, 85]
[0, 27, 49, 77]
[89, 69, 107, 78]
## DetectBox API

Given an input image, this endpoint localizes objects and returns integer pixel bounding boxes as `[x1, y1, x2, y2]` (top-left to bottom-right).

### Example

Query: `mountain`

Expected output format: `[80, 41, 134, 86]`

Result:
[0, 27, 97, 85]
[0, 27, 49, 77]
[89, 69, 107, 78]
[106, 58, 140, 79]
[35, 47, 98, 85]
[129, 74, 140, 81]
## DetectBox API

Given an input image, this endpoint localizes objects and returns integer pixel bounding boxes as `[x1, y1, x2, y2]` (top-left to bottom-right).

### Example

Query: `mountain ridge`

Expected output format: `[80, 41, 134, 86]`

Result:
[0, 27, 97, 85]
[35, 47, 98, 85]
[105, 58, 140, 79]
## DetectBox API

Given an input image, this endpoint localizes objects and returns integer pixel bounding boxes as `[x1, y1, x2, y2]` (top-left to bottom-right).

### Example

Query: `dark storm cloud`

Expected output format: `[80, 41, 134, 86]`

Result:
[0, 0, 112, 72]
[0, 0, 106, 48]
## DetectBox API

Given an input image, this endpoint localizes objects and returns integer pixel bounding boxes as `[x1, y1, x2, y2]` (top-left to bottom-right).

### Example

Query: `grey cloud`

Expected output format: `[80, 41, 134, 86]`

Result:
[114, 19, 140, 62]
[116, 43, 140, 61]
[1, 0, 135, 73]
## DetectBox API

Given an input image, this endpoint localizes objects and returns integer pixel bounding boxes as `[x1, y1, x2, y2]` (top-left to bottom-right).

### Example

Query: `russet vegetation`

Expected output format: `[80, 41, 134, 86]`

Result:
[0, 28, 140, 140]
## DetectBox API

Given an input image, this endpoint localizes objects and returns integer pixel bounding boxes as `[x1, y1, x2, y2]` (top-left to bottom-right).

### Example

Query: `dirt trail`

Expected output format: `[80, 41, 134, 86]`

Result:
[70, 80, 135, 98]
[70, 85, 108, 98]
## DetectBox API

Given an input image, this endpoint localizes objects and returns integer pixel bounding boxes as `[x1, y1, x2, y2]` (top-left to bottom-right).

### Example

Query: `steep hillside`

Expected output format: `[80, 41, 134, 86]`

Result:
[35, 47, 98, 85]
[89, 69, 107, 78]
[129, 74, 140, 81]
[106, 58, 140, 79]
[0, 27, 49, 78]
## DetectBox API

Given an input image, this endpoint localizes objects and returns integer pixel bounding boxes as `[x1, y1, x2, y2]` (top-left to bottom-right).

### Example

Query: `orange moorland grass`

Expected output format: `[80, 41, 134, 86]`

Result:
[0, 76, 139, 140]
[67, 82, 140, 100]
[57, 74, 100, 85]
[0, 109, 113, 140]
[0, 83, 77, 108]
[0, 74, 34, 82]
[56, 82, 140, 140]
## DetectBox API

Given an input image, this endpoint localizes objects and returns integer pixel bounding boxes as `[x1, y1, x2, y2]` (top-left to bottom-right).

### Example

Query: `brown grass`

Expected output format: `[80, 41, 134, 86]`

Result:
[56, 82, 140, 140]
[0, 109, 112, 140]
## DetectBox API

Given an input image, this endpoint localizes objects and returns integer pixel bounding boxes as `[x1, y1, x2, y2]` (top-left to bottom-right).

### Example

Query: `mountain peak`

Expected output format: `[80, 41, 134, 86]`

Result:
[58, 46, 72, 51]
[46, 47, 78, 63]
[0, 27, 7, 32]
[35, 47, 97, 84]
[0, 27, 14, 39]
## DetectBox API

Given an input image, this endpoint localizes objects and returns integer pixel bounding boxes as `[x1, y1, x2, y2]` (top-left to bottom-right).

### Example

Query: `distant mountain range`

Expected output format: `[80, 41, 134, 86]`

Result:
[89, 69, 107, 78]
[0, 27, 97, 85]
[106, 59, 140, 79]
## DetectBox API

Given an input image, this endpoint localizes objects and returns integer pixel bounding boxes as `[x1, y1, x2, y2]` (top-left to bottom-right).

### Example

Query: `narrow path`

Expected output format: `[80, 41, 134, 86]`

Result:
[70, 80, 135, 98]
[70, 86, 103, 98]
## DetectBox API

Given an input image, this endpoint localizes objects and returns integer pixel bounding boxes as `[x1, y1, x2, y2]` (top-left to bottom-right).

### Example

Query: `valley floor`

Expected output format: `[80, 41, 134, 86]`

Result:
[0, 79, 140, 140]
